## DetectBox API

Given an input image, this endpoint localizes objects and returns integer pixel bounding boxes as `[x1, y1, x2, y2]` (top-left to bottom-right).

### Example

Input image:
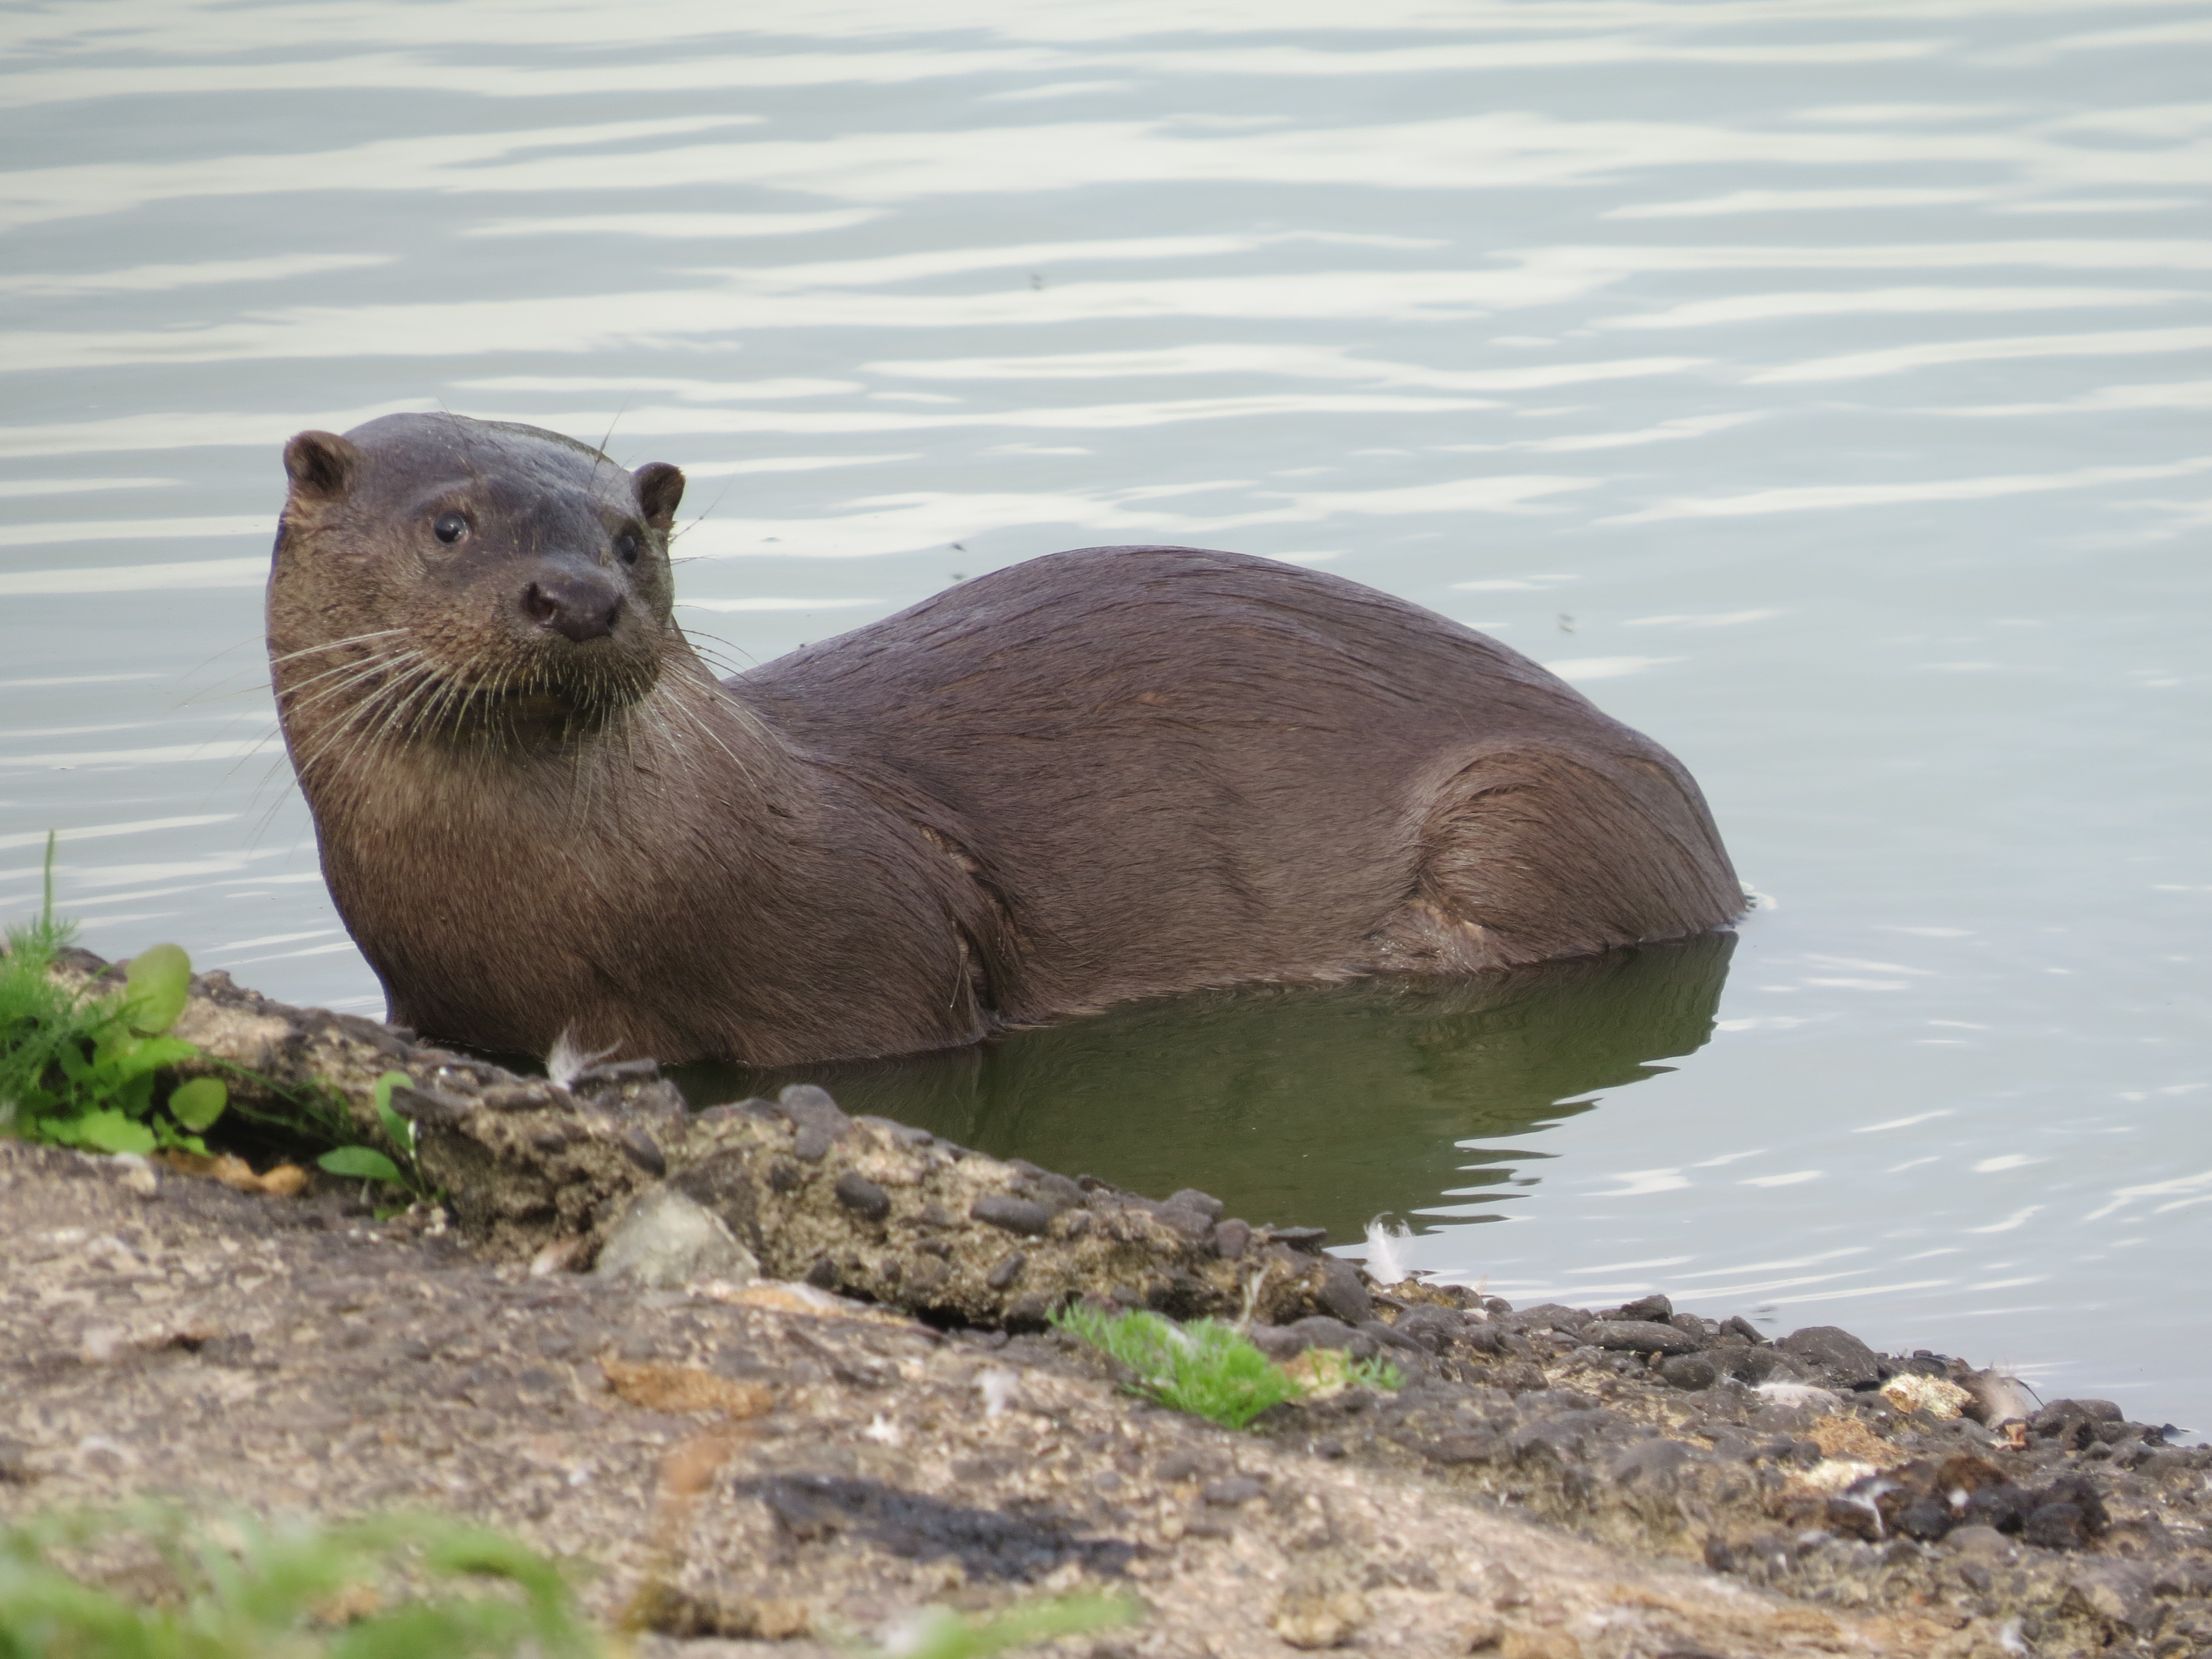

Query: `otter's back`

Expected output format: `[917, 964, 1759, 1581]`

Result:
[733, 546, 1738, 1015]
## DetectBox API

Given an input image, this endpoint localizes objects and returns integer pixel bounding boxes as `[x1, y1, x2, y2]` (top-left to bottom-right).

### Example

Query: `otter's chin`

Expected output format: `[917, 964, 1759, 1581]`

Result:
[495, 661, 661, 723]
[385, 649, 662, 748]
[500, 691, 577, 722]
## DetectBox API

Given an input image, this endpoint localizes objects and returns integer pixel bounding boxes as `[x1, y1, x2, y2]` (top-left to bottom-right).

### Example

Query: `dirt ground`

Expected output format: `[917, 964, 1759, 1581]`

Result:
[1, 1139, 2199, 1659]
[6, 954, 2211, 1657]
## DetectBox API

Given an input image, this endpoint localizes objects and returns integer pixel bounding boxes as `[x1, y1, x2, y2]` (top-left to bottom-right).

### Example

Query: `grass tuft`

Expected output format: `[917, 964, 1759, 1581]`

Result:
[0, 1504, 598, 1659]
[0, 1505, 1134, 1659]
[1050, 1304, 1402, 1430]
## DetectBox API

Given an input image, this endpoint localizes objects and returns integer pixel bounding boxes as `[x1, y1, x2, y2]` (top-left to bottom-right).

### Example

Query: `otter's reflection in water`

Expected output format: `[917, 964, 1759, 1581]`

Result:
[672, 932, 1734, 1243]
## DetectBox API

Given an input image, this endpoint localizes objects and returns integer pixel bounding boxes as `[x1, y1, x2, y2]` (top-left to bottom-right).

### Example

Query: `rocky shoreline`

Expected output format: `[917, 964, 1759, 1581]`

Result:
[4, 954, 2210, 1657]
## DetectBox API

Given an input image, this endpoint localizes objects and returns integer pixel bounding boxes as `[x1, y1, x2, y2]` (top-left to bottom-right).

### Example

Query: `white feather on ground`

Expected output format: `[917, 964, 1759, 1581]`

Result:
[545, 1026, 618, 1087]
[1363, 1217, 1416, 1286]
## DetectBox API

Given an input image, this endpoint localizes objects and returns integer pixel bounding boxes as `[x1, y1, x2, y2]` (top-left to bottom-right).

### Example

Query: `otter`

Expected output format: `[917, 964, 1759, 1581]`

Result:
[268, 413, 1741, 1068]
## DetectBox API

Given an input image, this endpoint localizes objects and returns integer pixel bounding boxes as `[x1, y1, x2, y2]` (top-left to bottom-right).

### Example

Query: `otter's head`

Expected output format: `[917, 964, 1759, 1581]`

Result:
[268, 413, 688, 761]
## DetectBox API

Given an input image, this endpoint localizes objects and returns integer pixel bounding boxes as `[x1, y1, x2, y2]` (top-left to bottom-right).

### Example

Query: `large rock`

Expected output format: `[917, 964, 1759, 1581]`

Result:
[1776, 1324, 1882, 1390]
[593, 1187, 759, 1289]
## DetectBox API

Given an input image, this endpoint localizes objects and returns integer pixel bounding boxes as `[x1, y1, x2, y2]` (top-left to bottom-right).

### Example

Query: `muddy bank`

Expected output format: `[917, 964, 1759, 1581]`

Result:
[7, 956, 2211, 1656]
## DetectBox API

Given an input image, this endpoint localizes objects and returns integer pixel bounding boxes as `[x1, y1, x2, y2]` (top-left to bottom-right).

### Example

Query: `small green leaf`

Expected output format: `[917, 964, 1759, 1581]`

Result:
[123, 942, 192, 1034]
[319, 1146, 403, 1183]
[372, 1070, 415, 1153]
[168, 1076, 227, 1131]
[74, 1111, 156, 1155]
[98, 1035, 200, 1084]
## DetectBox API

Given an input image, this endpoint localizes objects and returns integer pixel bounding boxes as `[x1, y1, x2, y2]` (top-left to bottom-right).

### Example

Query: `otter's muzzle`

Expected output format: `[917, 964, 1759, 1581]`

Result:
[522, 562, 624, 643]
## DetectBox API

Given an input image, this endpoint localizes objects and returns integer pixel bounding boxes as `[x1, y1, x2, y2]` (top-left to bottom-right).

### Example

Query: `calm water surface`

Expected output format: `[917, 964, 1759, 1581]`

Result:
[3, 2, 2208, 1423]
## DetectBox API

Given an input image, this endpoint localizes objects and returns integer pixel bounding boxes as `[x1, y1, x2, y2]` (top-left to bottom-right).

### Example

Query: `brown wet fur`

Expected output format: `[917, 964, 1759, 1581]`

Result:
[268, 413, 1742, 1068]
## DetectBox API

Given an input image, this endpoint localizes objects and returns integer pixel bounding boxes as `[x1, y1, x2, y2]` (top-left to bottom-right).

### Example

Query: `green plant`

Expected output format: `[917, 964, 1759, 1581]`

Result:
[0, 1504, 597, 1659]
[1051, 1305, 1406, 1430]
[2, 834, 425, 1203]
[1048, 1306, 1300, 1429]
[1, 1506, 1135, 1659]
[1296, 1347, 1408, 1395]
[874, 1594, 1138, 1659]
[315, 1071, 417, 1190]
[0, 837, 219, 1157]
[1358, 1355, 1404, 1390]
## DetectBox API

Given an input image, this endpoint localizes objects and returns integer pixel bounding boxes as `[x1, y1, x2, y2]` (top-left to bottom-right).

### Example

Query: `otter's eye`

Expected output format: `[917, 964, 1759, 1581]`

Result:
[613, 530, 641, 566]
[433, 511, 468, 545]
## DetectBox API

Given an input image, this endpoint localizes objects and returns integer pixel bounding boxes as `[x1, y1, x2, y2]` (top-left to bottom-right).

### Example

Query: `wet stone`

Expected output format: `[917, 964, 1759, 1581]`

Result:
[1024, 1171, 1087, 1215]
[1317, 1257, 1373, 1326]
[1154, 1204, 1214, 1243]
[2034, 1472, 2109, 1533]
[1895, 1495, 1954, 1541]
[2030, 1397, 2125, 1449]
[833, 1171, 890, 1222]
[2025, 1501, 2089, 1551]
[1506, 1305, 1592, 1335]
[1456, 1322, 1512, 1357]
[1776, 1324, 1882, 1390]
[969, 1196, 1051, 1237]
[1660, 1353, 1720, 1391]
[1583, 1319, 1699, 1356]
[1390, 1306, 1461, 1352]
[1727, 1347, 1809, 1386]
[1166, 1188, 1225, 1220]
[778, 1083, 847, 1122]
[1359, 1319, 1423, 1354]
[1669, 1313, 1718, 1345]
[1213, 1218, 1251, 1260]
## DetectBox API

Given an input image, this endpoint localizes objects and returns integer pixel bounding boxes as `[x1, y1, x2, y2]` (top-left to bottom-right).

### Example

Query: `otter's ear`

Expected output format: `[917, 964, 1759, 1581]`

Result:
[283, 431, 361, 500]
[633, 462, 685, 530]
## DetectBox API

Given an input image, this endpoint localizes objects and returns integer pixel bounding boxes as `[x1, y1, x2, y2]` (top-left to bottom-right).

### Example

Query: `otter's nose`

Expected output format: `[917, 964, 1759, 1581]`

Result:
[523, 572, 623, 643]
